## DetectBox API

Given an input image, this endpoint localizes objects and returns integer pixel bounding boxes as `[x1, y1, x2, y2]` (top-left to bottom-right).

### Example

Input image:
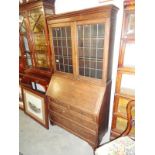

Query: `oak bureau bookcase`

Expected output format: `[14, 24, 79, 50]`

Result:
[46, 5, 118, 148]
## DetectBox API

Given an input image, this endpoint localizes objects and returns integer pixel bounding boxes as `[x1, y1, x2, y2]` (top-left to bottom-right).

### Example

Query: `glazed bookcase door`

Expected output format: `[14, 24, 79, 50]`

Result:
[122, 11, 135, 39]
[49, 19, 108, 83]
[19, 0, 55, 72]
[122, 40, 135, 68]
[50, 24, 73, 74]
[120, 73, 135, 96]
[77, 23, 105, 79]
[19, 14, 33, 68]
[119, 10, 135, 69]
[28, 8, 49, 69]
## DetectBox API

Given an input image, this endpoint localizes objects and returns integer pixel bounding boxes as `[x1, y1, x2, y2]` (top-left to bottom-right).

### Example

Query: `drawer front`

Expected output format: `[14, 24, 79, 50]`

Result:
[49, 111, 97, 145]
[48, 97, 96, 122]
[49, 101, 98, 132]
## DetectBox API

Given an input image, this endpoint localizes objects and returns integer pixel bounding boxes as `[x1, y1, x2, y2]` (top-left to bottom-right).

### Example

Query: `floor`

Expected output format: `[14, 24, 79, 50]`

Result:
[19, 110, 94, 155]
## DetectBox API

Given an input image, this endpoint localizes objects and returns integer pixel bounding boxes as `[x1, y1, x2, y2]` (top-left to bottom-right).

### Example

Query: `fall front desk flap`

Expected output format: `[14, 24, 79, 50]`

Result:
[46, 73, 106, 115]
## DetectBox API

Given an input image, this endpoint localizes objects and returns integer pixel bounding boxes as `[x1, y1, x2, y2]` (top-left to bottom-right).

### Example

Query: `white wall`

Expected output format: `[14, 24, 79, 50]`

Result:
[55, 0, 124, 143]
[55, 0, 122, 14]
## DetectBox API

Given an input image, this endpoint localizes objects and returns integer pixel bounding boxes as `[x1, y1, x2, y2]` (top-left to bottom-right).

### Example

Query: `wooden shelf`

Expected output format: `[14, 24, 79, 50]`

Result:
[115, 93, 135, 100]
[118, 67, 135, 74]
[20, 83, 32, 89]
[112, 128, 122, 135]
[111, 129, 122, 140]
[120, 88, 135, 97]
[121, 36, 135, 42]
[111, 0, 135, 140]
[113, 112, 127, 119]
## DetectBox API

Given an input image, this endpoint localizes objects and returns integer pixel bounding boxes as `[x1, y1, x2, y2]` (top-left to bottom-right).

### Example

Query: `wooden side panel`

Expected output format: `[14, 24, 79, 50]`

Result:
[98, 81, 112, 143]
[107, 12, 117, 82]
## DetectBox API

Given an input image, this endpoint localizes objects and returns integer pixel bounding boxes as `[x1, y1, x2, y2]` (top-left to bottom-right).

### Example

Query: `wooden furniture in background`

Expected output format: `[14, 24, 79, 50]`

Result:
[20, 68, 51, 92]
[19, 0, 55, 92]
[121, 100, 135, 137]
[19, 0, 55, 72]
[19, 0, 55, 5]
[20, 68, 51, 128]
[111, 0, 135, 139]
[95, 100, 135, 155]
[19, 1, 55, 127]
[46, 5, 118, 149]
[19, 84, 24, 110]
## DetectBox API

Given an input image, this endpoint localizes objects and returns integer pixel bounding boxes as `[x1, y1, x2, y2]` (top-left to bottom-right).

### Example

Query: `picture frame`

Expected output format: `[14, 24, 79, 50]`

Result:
[23, 87, 49, 129]
[19, 85, 24, 110]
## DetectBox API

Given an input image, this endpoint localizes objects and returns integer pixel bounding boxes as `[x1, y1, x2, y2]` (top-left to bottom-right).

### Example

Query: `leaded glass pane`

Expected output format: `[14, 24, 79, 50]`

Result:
[78, 23, 105, 79]
[52, 26, 73, 73]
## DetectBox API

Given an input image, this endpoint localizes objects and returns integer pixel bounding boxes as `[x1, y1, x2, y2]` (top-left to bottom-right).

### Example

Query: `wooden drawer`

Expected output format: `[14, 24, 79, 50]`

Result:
[48, 97, 96, 122]
[49, 111, 97, 145]
[49, 102, 98, 132]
